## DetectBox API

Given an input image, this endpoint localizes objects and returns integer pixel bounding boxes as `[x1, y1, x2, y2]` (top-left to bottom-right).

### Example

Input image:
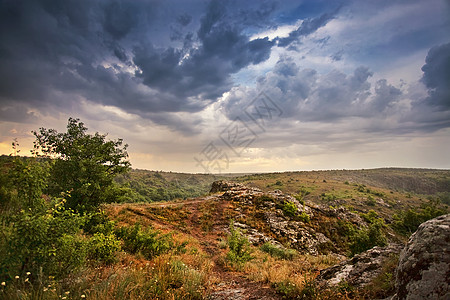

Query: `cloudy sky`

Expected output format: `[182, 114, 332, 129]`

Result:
[1, 0, 449, 173]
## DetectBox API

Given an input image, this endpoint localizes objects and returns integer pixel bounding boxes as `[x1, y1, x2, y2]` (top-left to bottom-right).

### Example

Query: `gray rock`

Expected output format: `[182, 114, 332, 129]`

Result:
[316, 244, 403, 288]
[392, 214, 450, 300]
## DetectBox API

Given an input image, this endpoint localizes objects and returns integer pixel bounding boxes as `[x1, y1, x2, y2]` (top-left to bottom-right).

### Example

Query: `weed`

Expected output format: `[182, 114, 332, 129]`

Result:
[260, 243, 297, 260]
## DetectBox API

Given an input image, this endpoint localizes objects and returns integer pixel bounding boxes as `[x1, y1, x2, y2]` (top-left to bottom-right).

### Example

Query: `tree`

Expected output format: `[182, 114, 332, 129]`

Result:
[32, 118, 131, 211]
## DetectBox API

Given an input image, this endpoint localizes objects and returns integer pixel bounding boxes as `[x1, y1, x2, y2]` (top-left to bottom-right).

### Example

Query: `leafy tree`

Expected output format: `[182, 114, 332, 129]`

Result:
[32, 118, 131, 211]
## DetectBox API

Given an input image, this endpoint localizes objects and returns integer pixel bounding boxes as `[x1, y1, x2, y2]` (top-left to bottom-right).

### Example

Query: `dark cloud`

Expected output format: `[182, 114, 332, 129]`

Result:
[177, 14, 192, 26]
[421, 42, 450, 109]
[0, 0, 281, 132]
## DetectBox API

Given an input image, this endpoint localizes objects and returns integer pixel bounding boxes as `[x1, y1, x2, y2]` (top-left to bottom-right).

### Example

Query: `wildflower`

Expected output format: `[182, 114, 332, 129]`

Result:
[65, 291, 70, 295]
[26, 272, 31, 276]
[15, 276, 19, 279]
[25, 278, 29, 282]
[1, 282, 5, 286]
[62, 297, 67, 300]
[43, 288, 48, 292]
[81, 295, 86, 298]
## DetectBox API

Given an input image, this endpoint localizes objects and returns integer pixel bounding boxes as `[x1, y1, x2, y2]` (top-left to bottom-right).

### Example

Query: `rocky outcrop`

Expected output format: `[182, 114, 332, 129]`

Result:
[264, 211, 330, 255]
[212, 181, 334, 255]
[392, 214, 450, 300]
[210, 181, 252, 193]
[316, 244, 403, 289]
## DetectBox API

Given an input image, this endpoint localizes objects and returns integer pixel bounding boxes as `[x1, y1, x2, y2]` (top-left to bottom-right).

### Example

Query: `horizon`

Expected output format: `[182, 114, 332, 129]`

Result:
[1, 0, 449, 173]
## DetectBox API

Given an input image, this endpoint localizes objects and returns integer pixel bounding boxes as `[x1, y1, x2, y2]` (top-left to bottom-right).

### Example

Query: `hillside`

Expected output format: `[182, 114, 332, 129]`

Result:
[2, 162, 449, 299]
[99, 168, 449, 299]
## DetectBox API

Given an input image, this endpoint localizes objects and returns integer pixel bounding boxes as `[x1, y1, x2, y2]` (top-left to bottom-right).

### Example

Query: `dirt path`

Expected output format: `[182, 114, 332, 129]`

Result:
[110, 196, 280, 299]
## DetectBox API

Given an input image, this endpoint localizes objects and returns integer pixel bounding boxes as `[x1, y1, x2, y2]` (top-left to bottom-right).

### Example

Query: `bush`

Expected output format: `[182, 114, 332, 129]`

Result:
[83, 210, 116, 235]
[115, 224, 181, 259]
[350, 219, 387, 256]
[88, 232, 121, 264]
[260, 243, 297, 260]
[392, 200, 447, 236]
[282, 201, 298, 217]
[0, 198, 87, 280]
[226, 221, 252, 266]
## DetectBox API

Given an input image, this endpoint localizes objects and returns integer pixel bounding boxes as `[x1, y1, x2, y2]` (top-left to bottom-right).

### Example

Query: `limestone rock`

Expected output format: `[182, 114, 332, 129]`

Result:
[392, 214, 450, 300]
[316, 244, 403, 288]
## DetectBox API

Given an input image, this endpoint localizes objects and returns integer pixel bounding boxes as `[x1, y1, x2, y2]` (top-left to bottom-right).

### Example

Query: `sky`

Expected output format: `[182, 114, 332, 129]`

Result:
[0, 0, 449, 173]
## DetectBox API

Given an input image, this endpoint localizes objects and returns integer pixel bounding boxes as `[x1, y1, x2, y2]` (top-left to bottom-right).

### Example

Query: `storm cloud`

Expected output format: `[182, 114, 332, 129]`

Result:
[0, 0, 449, 171]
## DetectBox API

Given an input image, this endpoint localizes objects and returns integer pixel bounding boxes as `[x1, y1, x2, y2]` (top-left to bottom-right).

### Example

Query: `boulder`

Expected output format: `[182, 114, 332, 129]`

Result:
[316, 244, 403, 289]
[392, 214, 450, 300]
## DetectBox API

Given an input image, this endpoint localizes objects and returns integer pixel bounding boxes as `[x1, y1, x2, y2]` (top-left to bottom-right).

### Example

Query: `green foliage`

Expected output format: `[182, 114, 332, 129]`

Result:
[273, 280, 300, 298]
[115, 171, 217, 202]
[32, 118, 130, 212]
[366, 195, 376, 206]
[293, 193, 305, 204]
[0, 198, 87, 280]
[88, 232, 121, 264]
[321, 193, 337, 201]
[361, 210, 380, 224]
[350, 218, 387, 256]
[83, 210, 116, 235]
[115, 224, 182, 259]
[436, 192, 450, 206]
[280, 201, 310, 222]
[260, 243, 297, 260]
[282, 201, 297, 217]
[0, 157, 49, 212]
[392, 199, 447, 235]
[226, 221, 253, 266]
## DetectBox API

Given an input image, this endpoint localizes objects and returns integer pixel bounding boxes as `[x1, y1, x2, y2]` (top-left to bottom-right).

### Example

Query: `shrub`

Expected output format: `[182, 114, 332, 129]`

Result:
[115, 224, 182, 259]
[350, 219, 387, 256]
[88, 232, 121, 264]
[321, 193, 337, 201]
[226, 221, 253, 266]
[83, 210, 115, 235]
[0, 198, 87, 280]
[260, 243, 297, 260]
[282, 201, 298, 217]
[392, 200, 447, 236]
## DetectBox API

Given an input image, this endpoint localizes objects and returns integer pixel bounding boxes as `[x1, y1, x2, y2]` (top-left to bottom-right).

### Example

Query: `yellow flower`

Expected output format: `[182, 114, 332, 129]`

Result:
[1, 282, 5, 286]
[26, 272, 31, 276]
[81, 295, 86, 298]
[15, 276, 19, 279]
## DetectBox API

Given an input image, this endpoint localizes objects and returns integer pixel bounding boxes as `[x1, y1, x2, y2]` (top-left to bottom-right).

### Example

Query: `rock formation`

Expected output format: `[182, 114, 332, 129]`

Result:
[316, 244, 402, 289]
[392, 213, 450, 300]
